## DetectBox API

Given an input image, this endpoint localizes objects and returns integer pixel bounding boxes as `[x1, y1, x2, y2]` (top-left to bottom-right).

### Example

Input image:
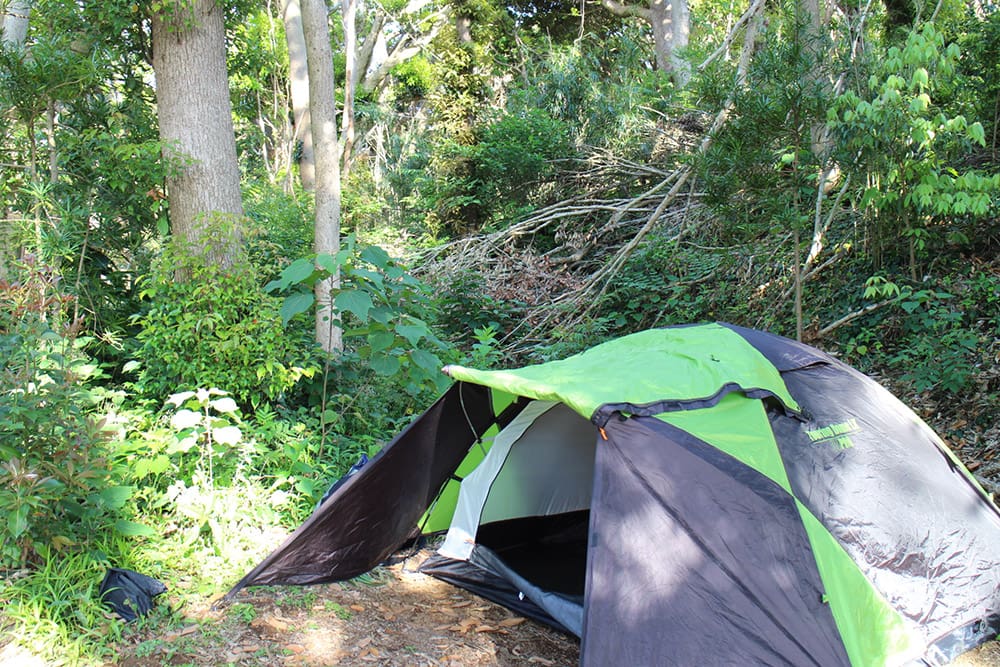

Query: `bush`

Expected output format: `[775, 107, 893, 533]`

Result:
[132, 222, 317, 408]
[267, 238, 454, 446]
[0, 261, 127, 569]
[244, 180, 314, 283]
[413, 108, 572, 233]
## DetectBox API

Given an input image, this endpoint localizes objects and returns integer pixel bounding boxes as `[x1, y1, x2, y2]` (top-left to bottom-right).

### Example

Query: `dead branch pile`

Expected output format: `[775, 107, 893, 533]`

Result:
[418, 145, 709, 340]
[417, 0, 881, 347]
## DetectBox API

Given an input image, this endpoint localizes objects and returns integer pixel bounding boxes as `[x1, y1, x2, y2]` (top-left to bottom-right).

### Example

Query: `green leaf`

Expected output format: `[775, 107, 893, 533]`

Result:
[170, 409, 202, 430]
[315, 252, 343, 274]
[969, 122, 986, 145]
[370, 354, 401, 376]
[283, 258, 315, 285]
[99, 486, 134, 510]
[166, 391, 196, 407]
[369, 306, 393, 325]
[134, 455, 171, 478]
[395, 321, 428, 345]
[280, 291, 314, 326]
[369, 330, 396, 353]
[410, 349, 442, 372]
[352, 268, 385, 291]
[335, 290, 374, 320]
[8, 505, 28, 539]
[861, 187, 882, 208]
[115, 520, 156, 537]
[166, 435, 198, 454]
[295, 478, 317, 497]
[212, 425, 242, 446]
[321, 409, 339, 427]
[360, 245, 391, 268]
[210, 397, 239, 414]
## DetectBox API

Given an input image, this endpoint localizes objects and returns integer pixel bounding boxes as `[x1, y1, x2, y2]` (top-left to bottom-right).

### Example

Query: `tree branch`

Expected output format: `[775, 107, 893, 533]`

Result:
[598, 0, 651, 21]
[698, 0, 766, 71]
[816, 299, 894, 338]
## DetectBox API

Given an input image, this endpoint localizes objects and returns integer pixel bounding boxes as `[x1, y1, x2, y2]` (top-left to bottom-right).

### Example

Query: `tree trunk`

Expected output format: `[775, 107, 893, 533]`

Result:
[283, 0, 315, 191]
[601, 0, 689, 85]
[151, 0, 245, 271]
[341, 0, 358, 178]
[0, 1, 31, 281]
[649, 0, 672, 72]
[669, 0, 690, 85]
[0, 0, 31, 48]
[300, 0, 343, 353]
[354, 0, 446, 96]
[800, 0, 830, 158]
[456, 15, 472, 44]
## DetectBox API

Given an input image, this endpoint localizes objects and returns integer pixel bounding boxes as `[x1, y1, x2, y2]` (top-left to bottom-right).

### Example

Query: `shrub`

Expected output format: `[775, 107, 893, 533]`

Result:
[132, 221, 317, 408]
[267, 237, 454, 448]
[0, 261, 128, 569]
[414, 109, 572, 232]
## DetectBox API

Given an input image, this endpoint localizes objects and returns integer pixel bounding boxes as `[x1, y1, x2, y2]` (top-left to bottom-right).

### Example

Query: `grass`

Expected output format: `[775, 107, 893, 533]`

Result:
[0, 476, 299, 666]
[1, 549, 124, 665]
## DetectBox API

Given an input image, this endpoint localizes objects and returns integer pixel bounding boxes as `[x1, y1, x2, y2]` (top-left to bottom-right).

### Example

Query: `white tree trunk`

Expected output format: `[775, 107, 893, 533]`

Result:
[601, 0, 690, 85]
[358, 6, 445, 95]
[282, 0, 315, 190]
[341, 0, 358, 178]
[151, 0, 245, 271]
[300, 0, 343, 353]
[671, 0, 690, 85]
[456, 15, 472, 44]
[0, 0, 31, 282]
[649, 0, 673, 73]
[0, 0, 31, 48]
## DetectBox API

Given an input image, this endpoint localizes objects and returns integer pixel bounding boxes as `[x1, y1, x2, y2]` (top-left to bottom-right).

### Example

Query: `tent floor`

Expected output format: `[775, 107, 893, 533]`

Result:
[420, 511, 590, 634]
[475, 510, 590, 598]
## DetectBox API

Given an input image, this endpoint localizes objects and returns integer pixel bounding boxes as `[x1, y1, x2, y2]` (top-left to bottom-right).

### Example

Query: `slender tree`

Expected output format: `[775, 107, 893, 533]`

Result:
[357, 0, 445, 95]
[282, 0, 315, 190]
[300, 0, 343, 353]
[151, 0, 245, 270]
[338, 0, 445, 173]
[0, 0, 31, 280]
[341, 0, 358, 178]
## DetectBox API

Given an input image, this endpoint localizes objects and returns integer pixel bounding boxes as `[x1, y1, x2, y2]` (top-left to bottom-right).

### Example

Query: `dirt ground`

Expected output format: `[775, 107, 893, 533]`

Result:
[116, 550, 580, 666]
[110, 545, 1000, 667]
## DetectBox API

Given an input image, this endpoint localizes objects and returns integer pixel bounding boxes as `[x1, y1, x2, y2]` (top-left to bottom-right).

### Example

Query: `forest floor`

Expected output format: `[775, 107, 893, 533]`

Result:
[113, 548, 580, 667]
[108, 544, 999, 667]
[2, 544, 1000, 666]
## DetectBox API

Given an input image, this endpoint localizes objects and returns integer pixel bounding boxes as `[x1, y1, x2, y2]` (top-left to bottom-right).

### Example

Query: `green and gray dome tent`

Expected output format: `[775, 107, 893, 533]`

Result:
[226, 323, 1000, 666]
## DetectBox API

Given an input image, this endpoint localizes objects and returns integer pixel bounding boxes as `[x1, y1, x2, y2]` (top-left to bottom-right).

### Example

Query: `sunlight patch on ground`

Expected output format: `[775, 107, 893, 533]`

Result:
[952, 642, 1000, 667]
[293, 624, 345, 663]
[0, 643, 46, 667]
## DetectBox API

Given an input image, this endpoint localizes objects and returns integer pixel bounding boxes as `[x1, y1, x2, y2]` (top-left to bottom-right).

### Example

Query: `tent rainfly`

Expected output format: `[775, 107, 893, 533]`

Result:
[226, 323, 1000, 666]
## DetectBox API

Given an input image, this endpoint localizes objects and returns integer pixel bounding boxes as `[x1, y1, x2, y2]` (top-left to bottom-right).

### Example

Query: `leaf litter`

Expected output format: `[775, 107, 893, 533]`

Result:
[116, 548, 580, 666]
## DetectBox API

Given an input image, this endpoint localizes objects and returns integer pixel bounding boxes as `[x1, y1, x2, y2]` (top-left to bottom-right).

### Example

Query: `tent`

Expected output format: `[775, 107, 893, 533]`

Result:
[226, 322, 1000, 665]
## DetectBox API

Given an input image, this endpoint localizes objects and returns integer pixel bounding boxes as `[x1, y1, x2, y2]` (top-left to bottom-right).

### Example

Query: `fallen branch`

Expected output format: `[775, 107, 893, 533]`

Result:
[816, 298, 894, 338]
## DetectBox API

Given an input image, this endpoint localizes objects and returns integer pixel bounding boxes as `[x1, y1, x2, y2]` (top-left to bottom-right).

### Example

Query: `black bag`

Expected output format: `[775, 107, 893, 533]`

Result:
[99, 568, 167, 622]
